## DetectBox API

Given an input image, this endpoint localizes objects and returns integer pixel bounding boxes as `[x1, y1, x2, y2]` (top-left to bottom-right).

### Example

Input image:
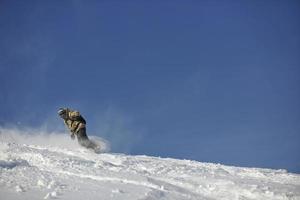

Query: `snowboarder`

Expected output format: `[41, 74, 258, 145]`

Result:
[58, 108, 94, 149]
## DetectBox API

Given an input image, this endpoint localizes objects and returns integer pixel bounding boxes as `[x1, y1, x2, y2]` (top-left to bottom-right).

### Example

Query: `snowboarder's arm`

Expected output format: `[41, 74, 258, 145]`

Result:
[69, 110, 81, 120]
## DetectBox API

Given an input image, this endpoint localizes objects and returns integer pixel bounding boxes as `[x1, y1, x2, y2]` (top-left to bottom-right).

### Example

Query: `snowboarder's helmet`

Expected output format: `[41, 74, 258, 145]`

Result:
[58, 108, 66, 117]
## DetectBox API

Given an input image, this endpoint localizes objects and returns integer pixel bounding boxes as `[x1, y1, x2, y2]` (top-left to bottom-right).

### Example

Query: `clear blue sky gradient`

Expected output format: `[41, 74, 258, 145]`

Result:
[1, 1, 299, 172]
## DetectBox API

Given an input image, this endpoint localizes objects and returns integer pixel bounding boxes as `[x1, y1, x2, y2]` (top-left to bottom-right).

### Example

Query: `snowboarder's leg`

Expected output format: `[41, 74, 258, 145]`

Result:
[77, 128, 89, 146]
[77, 128, 95, 149]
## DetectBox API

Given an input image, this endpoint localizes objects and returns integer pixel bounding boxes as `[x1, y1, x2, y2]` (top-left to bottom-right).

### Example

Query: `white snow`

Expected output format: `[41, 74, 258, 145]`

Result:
[0, 127, 299, 200]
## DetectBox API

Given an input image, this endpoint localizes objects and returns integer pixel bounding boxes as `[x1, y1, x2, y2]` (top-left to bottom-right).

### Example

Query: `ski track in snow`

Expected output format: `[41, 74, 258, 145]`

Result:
[0, 137, 300, 199]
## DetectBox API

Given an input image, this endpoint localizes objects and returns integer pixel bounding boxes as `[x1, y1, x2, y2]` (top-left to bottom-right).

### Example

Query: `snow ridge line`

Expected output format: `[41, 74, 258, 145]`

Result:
[50, 169, 162, 190]
[39, 167, 202, 199]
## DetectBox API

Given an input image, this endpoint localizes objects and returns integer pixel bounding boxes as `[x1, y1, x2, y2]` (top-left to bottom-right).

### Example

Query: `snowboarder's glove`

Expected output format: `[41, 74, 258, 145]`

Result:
[70, 133, 75, 140]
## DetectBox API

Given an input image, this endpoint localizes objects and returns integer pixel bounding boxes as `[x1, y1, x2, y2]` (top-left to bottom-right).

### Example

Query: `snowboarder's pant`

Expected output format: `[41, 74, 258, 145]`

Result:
[76, 128, 91, 148]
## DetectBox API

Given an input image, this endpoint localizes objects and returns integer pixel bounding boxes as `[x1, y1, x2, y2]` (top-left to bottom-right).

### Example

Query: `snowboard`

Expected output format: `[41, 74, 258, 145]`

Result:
[79, 139, 102, 153]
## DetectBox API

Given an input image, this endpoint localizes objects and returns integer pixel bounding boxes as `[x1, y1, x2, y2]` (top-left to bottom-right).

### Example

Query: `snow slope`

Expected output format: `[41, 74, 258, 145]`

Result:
[0, 128, 299, 200]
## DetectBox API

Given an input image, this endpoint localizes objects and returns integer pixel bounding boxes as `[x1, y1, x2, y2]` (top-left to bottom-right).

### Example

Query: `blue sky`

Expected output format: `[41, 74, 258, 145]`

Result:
[1, 0, 299, 172]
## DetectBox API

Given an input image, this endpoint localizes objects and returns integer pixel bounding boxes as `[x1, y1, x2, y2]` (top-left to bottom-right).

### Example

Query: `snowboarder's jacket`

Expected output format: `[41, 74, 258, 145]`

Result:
[63, 109, 86, 135]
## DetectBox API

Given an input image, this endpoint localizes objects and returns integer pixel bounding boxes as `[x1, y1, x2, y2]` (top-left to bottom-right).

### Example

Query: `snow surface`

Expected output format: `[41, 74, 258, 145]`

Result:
[0, 128, 299, 200]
